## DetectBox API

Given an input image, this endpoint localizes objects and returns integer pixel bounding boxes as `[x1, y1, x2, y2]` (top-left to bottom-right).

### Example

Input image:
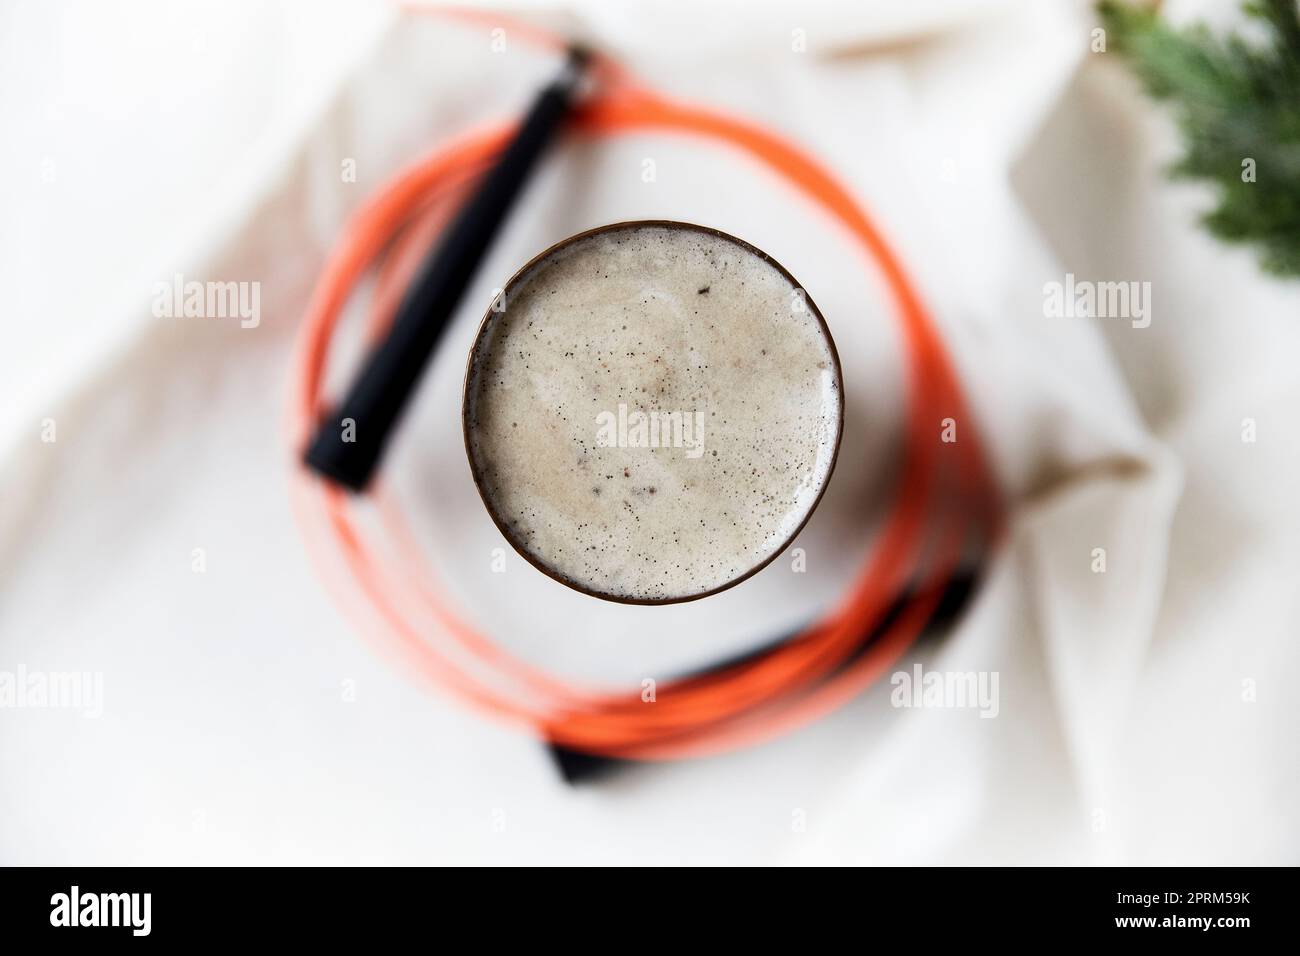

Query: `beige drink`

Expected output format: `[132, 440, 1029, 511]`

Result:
[463, 221, 842, 604]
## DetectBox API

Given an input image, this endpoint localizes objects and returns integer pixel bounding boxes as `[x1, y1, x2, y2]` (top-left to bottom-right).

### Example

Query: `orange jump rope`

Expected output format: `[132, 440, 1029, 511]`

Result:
[286, 6, 1003, 767]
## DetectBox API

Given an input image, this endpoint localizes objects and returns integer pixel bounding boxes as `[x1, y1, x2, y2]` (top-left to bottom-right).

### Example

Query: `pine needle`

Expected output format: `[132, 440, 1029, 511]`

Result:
[1098, 0, 1300, 277]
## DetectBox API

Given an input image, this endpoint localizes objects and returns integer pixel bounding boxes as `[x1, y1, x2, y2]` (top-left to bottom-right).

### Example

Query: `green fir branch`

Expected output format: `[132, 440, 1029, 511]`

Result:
[1098, 0, 1300, 277]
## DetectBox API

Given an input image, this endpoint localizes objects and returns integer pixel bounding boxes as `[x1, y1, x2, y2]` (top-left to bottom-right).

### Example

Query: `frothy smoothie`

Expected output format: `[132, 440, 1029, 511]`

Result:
[463, 221, 842, 603]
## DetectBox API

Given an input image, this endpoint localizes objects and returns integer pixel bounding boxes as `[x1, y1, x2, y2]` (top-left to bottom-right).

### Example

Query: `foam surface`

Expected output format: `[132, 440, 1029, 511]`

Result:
[464, 223, 841, 602]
